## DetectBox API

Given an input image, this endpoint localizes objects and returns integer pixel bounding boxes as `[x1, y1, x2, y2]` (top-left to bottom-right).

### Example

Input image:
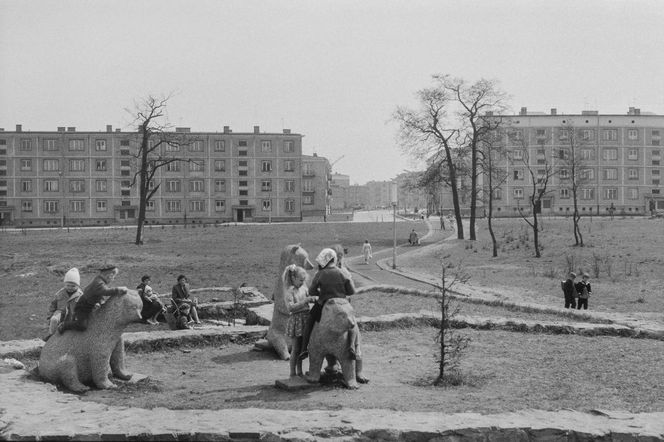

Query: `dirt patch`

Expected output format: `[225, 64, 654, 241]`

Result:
[67, 327, 664, 414]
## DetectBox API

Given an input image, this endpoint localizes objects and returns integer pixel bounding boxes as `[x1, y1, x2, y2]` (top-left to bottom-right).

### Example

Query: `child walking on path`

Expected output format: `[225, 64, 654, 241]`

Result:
[283, 264, 317, 377]
[362, 240, 373, 264]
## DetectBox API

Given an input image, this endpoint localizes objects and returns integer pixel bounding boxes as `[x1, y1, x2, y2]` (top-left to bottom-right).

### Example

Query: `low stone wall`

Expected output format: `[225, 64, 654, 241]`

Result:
[1, 365, 662, 441]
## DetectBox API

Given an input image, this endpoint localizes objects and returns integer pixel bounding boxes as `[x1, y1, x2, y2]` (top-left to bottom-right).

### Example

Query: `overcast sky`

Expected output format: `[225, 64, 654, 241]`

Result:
[2, 0, 663, 184]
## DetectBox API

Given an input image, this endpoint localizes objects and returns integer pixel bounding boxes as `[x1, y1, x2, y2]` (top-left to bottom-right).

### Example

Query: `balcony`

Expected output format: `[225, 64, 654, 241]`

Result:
[303, 170, 316, 177]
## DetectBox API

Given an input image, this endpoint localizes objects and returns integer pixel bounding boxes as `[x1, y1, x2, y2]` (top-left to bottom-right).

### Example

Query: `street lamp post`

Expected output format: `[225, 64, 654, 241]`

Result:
[390, 182, 398, 269]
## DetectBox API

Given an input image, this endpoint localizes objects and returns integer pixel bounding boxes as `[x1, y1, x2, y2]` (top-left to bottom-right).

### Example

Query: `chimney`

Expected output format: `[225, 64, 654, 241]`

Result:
[520, 107, 527, 116]
[223, 126, 230, 134]
[485, 111, 493, 116]
[67, 127, 76, 132]
[628, 107, 635, 115]
[253, 125, 260, 134]
[106, 125, 113, 132]
[175, 127, 191, 133]
[115, 128, 121, 132]
[550, 108, 557, 115]
[283, 129, 291, 134]
[635, 108, 641, 115]
[57, 127, 66, 132]
[15, 124, 22, 132]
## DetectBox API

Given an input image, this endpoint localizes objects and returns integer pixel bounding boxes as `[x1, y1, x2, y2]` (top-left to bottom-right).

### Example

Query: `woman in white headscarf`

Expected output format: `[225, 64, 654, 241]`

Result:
[298, 248, 355, 361]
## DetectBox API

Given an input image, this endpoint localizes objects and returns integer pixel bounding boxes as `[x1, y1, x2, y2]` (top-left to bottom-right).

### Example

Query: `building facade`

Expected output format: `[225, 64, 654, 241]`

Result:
[490, 108, 664, 217]
[301, 154, 331, 220]
[330, 173, 350, 210]
[0, 124, 307, 227]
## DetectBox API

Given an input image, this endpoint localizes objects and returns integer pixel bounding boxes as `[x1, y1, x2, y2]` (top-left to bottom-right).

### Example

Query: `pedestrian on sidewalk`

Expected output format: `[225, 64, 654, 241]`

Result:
[362, 239, 373, 264]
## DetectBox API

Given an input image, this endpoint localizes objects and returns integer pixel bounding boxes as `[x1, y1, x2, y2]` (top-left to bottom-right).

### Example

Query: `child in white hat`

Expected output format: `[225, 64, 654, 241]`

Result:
[46, 268, 83, 336]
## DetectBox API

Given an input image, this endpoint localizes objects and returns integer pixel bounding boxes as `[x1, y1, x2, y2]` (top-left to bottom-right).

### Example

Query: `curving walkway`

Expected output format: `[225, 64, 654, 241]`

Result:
[345, 216, 664, 341]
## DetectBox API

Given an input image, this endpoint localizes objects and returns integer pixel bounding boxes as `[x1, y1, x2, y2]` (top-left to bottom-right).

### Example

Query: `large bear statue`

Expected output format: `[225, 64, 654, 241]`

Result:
[38, 290, 143, 393]
[305, 297, 364, 389]
[254, 244, 314, 360]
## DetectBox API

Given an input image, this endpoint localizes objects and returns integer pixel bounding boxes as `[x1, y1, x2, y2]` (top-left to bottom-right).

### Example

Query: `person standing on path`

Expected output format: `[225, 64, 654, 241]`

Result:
[361, 239, 373, 264]
[575, 273, 592, 310]
[562, 272, 577, 309]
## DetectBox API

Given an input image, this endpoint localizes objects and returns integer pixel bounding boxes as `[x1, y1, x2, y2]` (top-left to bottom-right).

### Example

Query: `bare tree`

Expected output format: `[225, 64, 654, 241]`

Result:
[126, 95, 197, 245]
[558, 121, 593, 246]
[394, 83, 466, 239]
[394, 75, 508, 240]
[480, 127, 509, 257]
[445, 77, 508, 240]
[511, 135, 557, 258]
[434, 259, 470, 386]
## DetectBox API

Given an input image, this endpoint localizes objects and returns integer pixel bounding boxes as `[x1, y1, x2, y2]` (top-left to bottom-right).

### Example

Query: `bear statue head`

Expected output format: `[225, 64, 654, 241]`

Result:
[279, 244, 314, 272]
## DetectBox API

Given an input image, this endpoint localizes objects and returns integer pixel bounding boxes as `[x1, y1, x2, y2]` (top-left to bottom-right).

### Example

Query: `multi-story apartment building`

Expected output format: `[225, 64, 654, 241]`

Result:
[0, 124, 307, 227]
[301, 154, 331, 220]
[489, 107, 664, 217]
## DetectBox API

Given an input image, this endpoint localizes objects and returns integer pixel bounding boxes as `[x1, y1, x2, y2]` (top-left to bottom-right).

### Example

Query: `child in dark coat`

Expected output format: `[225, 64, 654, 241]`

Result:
[575, 273, 592, 310]
[59, 264, 128, 333]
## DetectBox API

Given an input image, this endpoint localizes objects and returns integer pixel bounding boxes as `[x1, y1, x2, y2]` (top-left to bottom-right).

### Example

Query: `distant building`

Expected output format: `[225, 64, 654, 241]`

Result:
[301, 154, 331, 220]
[330, 173, 349, 210]
[0, 124, 306, 226]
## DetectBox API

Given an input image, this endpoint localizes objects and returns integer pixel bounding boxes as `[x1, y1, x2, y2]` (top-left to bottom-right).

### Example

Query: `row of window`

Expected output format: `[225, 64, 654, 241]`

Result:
[511, 168, 661, 181]
[512, 148, 661, 161]
[13, 178, 309, 194]
[12, 158, 298, 173]
[23, 197, 309, 214]
[509, 128, 661, 143]
[5, 138, 296, 154]
[495, 187, 653, 200]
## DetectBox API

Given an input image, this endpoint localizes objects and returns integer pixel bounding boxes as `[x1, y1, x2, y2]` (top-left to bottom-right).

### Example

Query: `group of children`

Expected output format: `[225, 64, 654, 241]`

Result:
[46, 266, 202, 339]
[46, 264, 129, 339]
[561, 272, 593, 310]
[283, 245, 367, 383]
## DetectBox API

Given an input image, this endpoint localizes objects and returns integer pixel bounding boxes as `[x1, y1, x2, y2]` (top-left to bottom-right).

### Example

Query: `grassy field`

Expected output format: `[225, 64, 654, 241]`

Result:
[400, 216, 664, 315]
[1, 220, 423, 340]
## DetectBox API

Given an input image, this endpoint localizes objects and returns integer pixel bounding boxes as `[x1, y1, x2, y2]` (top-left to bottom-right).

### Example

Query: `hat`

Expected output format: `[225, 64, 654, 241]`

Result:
[141, 275, 151, 282]
[63, 268, 80, 286]
[569, 272, 577, 278]
[96, 262, 118, 272]
[316, 248, 337, 268]
[582, 273, 590, 278]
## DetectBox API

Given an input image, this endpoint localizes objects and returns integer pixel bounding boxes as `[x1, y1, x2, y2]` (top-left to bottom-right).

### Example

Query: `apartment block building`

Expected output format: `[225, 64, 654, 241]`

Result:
[0, 124, 309, 227]
[490, 107, 664, 217]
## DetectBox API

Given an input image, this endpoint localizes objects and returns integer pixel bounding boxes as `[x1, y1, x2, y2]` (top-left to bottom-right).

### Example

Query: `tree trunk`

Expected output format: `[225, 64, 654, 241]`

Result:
[488, 199, 497, 258]
[533, 210, 541, 258]
[469, 147, 478, 240]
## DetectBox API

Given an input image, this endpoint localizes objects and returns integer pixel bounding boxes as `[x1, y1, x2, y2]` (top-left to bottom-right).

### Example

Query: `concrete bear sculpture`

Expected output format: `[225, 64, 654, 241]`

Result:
[38, 290, 143, 393]
[255, 244, 314, 360]
[306, 297, 364, 389]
